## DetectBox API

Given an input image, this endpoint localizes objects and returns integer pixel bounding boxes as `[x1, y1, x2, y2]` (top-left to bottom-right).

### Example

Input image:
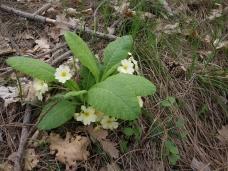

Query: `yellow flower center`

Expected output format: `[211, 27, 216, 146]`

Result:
[107, 120, 112, 124]
[61, 71, 67, 77]
[123, 64, 128, 70]
[84, 112, 90, 117]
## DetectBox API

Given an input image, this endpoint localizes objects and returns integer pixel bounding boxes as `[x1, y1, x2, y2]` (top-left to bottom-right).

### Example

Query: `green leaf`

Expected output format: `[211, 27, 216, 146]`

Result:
[168, 153, 180, 165]
[176, 118, 185, 128]
[106, 73, 156, 96]
[64, 90, 87, 99]
[64, 32, 100, 81]
[103, 35, 133, 75]
[38, 100, 75, 130]
[88, 80, 140, 120]
[6, 56, 55, 82]
[64, 80, 80, 91]
[120, 140, 128, 153]
[123, 127, 134, 137]
[101, 63, 119, 81]
[88, 74, 156, 120]
[165, 140, 179, 155]
[164, 140, 180, 165]
[80, 66, 96, 90]
[160, 96, 176, 107]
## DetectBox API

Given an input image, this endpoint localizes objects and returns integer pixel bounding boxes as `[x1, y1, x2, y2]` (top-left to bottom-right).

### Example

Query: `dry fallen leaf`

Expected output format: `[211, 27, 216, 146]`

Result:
[190, 158, 211, 171]
[49, 132, 90, 170]
[87, 126, 119, 159]
[100, 162, 121, 171]
[156, 22, 181, 35]
[35, 37, 50, 51]
[0, 162, 13, 171]
[217, 125, 228, 144]
[55, 14, 81, 36]
[24, 148, 39, 171]
[208, 7, 222, 20]
[0, 86, 19, 107]
[215, 41, 228, 50]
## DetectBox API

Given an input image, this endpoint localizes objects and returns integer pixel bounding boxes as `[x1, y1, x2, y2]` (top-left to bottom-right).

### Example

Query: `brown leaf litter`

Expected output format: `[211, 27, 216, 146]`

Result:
[87, 126, 119, 159]
[24, 148, 39, 171]
[48, 132, 90, 170]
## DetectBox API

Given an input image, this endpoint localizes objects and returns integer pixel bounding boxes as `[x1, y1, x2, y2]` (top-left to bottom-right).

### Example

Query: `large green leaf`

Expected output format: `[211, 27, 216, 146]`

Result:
[64, 32, 100, 82]
[38, 100, 75, 130]
[88, 82, 140, 120]
[103, 36, 133, 77]
[87, 73, 156, 120]
[6, 56, 55, 82]
[105, 73, 156, 96]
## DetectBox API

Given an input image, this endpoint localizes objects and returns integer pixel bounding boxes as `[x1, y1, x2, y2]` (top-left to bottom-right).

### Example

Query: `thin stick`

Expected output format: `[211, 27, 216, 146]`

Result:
[0, 4, 117, 40]
[51, 51, 72, 66]
[14, 105, 32, 171]
[33, 3, 51, 15]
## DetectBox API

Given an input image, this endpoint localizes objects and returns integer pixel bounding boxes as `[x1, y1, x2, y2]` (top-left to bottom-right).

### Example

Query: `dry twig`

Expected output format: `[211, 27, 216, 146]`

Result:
[13, 105, 32, 171]
[0, 4, 117, 40]
[33, 3, 52, 15]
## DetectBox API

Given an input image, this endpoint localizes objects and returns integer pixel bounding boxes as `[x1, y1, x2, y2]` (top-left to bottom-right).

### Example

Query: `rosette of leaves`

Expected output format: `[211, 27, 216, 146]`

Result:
[7, 32, 156, 130]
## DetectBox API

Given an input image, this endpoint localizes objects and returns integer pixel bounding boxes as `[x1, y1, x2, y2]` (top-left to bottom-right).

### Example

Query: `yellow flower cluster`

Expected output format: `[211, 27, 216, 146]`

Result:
[74, 106, 119, 130]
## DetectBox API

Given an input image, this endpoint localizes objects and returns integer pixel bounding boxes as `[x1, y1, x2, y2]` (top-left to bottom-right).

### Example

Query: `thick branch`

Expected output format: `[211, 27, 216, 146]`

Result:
[0, 4, 117, 40]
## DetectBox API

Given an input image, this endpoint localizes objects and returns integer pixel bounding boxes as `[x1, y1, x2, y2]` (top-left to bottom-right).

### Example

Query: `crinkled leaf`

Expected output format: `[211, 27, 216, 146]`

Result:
[88, 83, 140, 120]
[7, 56, 55, 82]
[64, 32, 100, 81]
[103, 36, 133, 76]
[88, 74, 155, 120]
[106, 73, 156, 96]
[38, 100, 75, 130]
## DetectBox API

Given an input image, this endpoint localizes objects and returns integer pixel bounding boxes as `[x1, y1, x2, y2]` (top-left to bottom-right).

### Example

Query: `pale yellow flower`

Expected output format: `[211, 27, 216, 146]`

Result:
[128, 56, 139, 73]
[137, 96, 143, 108]
[74, 105, 97, 125]
[33, 79, 48, 100]
[117, 59, 134, 74]
[54, 65, 72, 83]
[100, 116, 118, 130]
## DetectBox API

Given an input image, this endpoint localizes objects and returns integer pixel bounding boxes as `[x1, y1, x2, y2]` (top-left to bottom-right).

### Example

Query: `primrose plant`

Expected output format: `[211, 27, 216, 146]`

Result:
[7, 32, 156, 131]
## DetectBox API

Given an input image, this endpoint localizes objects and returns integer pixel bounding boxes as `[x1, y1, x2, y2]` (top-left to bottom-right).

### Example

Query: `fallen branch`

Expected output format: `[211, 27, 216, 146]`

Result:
[14, 105, 32, 171]
[0, 4, 117, 40]
[51, 51, 72, 66]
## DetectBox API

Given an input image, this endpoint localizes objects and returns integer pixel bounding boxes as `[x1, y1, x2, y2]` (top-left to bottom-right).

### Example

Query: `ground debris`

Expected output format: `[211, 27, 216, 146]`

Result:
[87, 126, 119, 159]
[217, 125, 228, 144]
[100, 162, 121, 171]
[24, 148, 39, 171]
[190, 158, 211, 171]
[0, 34, 15, 56]
[0, 162, 13, 171]
[0, 86, 19, 107]
[48, 132, 90, 170]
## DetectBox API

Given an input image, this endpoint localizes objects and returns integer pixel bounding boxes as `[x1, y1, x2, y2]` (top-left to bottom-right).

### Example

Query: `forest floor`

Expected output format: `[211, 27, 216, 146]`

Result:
[0, 0, 228, 171]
